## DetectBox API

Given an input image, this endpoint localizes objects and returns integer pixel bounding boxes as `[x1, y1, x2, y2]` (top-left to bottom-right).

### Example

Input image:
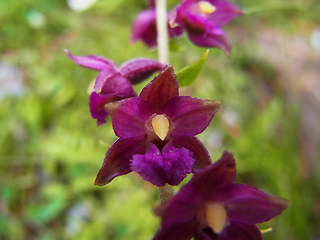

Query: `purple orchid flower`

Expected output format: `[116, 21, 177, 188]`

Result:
[171, 0, 244, 56]
[131, 2, 183, 47]
[65, 49, 165, 125]
[153, 151, 289, 240]
[94, 66, 220, 187]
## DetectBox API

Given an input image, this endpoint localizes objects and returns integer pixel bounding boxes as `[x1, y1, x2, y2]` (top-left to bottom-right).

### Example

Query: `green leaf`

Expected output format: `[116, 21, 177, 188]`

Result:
[176, 49, 209, 87]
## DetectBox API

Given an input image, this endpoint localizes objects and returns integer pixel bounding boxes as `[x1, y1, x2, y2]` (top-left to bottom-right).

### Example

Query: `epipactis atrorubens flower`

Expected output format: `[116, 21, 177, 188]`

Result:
[65, 49, 165, 125]
[171, 0, 244, 56]
[94, 66, 220, 187]
[154, 151, 289, 240]
[131, 1, 183, 47]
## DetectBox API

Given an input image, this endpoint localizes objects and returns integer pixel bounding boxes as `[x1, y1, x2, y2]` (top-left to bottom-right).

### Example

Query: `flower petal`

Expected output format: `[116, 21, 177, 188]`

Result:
[171, 136, 211, 169]
[89, 92, 110, 126]
[65, 49, 116, 70]
[207, 0, 244, 27]
[94, 70, 137, 97]
[140, 66, 179, 113]
[157, 184, 204, 227]
[119, 58, 165, 84]
[215, 184, 289, 224]
[153, 221, 195, 240]
[163, 96, 220, 136]
[191, 151, 236, 200]
[218, 223, 262, 240]
[131, 9, 157, 47]
[187, 26, 231, 56]
[106, 98, 153, 138]
[94, 137, 147, 186]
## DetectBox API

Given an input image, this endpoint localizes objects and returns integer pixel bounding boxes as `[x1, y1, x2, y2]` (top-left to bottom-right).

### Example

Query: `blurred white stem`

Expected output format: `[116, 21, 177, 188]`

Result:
[155, 0, 169, 64]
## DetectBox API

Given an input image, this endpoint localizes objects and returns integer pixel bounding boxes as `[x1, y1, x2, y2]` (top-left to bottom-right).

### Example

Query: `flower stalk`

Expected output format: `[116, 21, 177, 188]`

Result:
[155, 0, 169, 64]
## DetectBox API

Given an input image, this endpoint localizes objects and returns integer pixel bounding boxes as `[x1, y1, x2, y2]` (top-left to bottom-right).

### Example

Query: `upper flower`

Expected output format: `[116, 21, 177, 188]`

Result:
[171, 0, 244, 56]
[131, 2, 183, 47]
[94, 66, 220, 187]
[154, 151, 289, 240]
[65, 49, 164, 125]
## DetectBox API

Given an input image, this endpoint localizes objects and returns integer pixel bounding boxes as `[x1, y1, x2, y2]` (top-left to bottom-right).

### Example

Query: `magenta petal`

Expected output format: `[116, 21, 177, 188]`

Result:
[65, 49, 116, 70]
[94, 70, 136, 97]
[140, 66, 179, 113]
[191, 151, 236, 200]
[158, 184, 204, 227]
[163, 96, 220, 137]
[215, 184, 289, 224]
[89, 92, 110, 126]
[131, 9, 157, 47]
[171, 136, 211, 169]
[119, 58, 165, 84]
[207, 0, 244, 27]
[188, 26, 231, 56]
[153, 221, 195, 240]
[106, 98, 153, 138]
[94, 137, 147, 186]
[218, 223, 262, 240]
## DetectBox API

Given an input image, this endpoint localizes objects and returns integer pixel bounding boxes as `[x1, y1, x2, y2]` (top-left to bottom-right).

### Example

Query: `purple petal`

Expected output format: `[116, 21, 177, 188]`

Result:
[119, 58, 165, 84]
[206, 0, 244, 27]
[94, 137, 147, 186]
[89, 92, 110, 126]
[191, 151, 236, 200]
[94, 70, 137, 97]
[187, 25, 231, 56]
[163, 96, 220, 137]
[153, 221, 195, 240]
[131, 142, 194, 187]
[171, 136, 211, 169]
[215, 184, 289, 224]
[218, 223, 262, 240]
[157, 184, 204, 227]
[140, 66, 179, 113]
[183, 11, 207, 35]
[106, 98, 153, 138]
[131, 9, 157, 47]
[64, 49, 116, 70]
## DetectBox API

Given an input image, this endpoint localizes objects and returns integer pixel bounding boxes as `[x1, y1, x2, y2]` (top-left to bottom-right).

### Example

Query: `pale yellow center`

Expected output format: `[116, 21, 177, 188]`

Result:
[151, 115, 169, 141]
[198, 1, 216, 14]
[206, 203, 227, 233]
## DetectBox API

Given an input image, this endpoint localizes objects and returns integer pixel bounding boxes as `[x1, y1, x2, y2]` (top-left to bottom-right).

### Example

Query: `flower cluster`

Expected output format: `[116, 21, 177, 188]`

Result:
[66, 0, 289, 239]
[132, 0, 244, 55]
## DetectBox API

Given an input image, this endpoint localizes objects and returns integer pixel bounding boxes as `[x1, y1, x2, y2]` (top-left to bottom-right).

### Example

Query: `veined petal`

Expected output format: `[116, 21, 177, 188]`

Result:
[206, 0, 244, 27]
[119, 58, 165, 84]
[89, 92, 110, 126]
[191, 151, 236, 200]
[171, 136, 211, 169]
[140, 66, 179, 113]
[163, 96, 220, 137]
[65, 49, 116, 70]
[106, 98, 153, 138]
[94, 137, 147, 186]
[94, 70, 137, 97]
[215, 184, 289, 224]
[131, 9, 157, 47]
[187, 26, 231, 56]
[218, 223, 262, 240]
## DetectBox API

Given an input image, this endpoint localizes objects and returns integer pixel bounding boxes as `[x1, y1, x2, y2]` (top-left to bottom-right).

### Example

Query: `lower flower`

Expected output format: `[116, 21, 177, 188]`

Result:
[154, 151, 289, 240]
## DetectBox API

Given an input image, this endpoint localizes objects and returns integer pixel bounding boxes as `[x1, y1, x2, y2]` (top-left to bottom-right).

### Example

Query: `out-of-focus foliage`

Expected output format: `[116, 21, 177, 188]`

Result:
[0, 0, 319, 239]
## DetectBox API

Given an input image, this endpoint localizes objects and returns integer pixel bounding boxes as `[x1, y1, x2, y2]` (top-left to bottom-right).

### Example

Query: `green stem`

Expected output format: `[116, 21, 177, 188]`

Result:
[159, 184, 174, 203]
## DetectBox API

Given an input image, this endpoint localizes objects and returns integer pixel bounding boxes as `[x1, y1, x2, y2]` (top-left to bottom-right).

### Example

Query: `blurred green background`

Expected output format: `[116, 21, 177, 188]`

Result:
[1, 0, 320, 239]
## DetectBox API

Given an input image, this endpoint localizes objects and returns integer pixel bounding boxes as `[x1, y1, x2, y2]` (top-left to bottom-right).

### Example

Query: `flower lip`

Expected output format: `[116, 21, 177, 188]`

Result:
[198, 1, 216, 14]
